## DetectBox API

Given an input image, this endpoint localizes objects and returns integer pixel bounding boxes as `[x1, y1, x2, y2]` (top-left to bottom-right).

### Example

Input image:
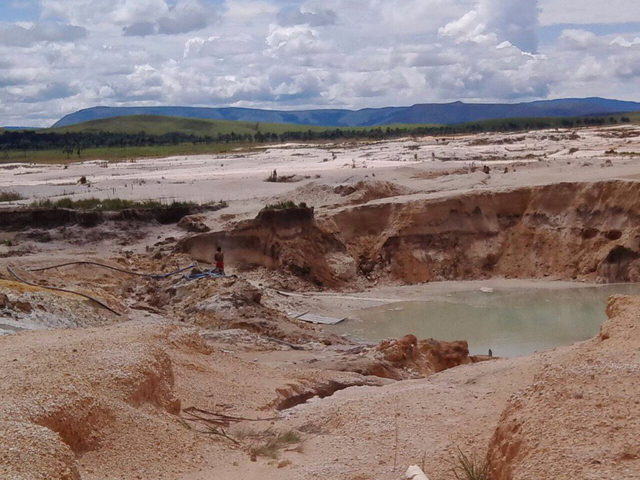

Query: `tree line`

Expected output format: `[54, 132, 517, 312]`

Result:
[0, 115, 632, 154]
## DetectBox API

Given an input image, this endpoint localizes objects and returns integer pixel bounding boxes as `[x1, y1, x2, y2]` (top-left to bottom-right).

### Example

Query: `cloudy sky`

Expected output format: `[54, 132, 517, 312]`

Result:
[1, 0, 640, 126]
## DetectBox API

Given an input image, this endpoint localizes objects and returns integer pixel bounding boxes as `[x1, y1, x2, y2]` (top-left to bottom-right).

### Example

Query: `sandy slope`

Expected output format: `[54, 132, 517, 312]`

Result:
[0, 323, 375, 480]
[488, 295, 640, 479]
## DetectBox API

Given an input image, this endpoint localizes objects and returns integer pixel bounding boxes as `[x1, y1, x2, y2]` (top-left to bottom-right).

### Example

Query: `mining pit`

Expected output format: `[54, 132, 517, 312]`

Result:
[2, 126, 640, 479]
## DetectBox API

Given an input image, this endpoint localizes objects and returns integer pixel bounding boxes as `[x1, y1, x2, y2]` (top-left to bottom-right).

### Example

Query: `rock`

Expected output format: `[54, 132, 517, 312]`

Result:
[13, 301, 33, 313]
[0, 294, 9, 309]
[323, 335, 473, 380]
[375, 335, 471, 376]
[196, 281, 263, 315]
[177, 215, 210, 233]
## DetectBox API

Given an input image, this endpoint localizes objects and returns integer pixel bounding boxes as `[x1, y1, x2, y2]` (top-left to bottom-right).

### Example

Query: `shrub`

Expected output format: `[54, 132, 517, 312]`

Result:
[30, 197, 200, 211]
[451, 450, 491, 480]
[0, 191, 25, 202]
[247, 429, 301, 459]
[262, 201, 310, 211]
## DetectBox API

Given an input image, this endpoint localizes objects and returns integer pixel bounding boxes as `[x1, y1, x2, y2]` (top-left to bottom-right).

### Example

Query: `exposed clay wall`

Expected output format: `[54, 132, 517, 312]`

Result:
[178, 207, 354, 287]
[327, 180, 640, 284]
[180, 180, 640, 285]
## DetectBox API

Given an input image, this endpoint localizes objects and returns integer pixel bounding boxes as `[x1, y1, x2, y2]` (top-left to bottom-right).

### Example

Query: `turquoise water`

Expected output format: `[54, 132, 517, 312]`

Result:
[330, 285, 640, 357]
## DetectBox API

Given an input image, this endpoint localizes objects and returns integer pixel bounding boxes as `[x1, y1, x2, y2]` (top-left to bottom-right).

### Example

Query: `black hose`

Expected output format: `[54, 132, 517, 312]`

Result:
[7, 266, 122, 316]
[27, 261, 197, 279]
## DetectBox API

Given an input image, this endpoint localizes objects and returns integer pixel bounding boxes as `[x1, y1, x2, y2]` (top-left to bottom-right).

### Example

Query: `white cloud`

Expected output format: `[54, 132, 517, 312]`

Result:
[124, 0, 217, 36]
[264, 25, 332, 57]
[183, 33, 255, 58]
[441, 0, 540, 52]
[226, 1, 279, 22]
[373, 0, 469, 35]
[277, 7, 338, 27]
[539, 0, 640, 26]
[610, 37, 640, 48]
[0, 22, 87, 47]
[2, 0, 640, 126]
[42, 0, 216, 35]
[558, 29, 599, 49]
[41, 0, 168, 28]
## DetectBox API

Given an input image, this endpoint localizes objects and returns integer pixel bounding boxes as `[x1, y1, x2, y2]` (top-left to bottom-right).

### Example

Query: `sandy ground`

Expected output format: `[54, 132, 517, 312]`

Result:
[3, 126, 640, 220]
[2, 125, 640, 479]
[203, 350, 560, 480]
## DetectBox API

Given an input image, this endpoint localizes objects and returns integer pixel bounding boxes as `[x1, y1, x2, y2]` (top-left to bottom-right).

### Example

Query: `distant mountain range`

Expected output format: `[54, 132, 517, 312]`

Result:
[42, 97, 640, 129]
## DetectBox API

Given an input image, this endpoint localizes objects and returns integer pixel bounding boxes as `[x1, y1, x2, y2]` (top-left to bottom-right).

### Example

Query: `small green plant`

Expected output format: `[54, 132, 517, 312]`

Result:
[451, 449, 491, 480]
[239, 428, 301, 459]
[0, 191, 25, 202]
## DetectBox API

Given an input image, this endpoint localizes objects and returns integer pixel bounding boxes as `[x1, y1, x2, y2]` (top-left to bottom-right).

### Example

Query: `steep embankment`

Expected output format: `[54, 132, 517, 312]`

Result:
[178, 206, 354, 288]
[328, 179, 640, 284]
[487, 294, 640, 479]
[180, 180, 640, 286]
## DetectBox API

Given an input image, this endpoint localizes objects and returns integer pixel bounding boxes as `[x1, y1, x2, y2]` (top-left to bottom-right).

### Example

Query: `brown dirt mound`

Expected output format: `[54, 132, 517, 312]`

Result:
[300, 334, 478, 381]
[275, 180, 413, 209]
[487, 294, 640, 479]
[0, 324, 187, 479]
[336, 180, 414, 206]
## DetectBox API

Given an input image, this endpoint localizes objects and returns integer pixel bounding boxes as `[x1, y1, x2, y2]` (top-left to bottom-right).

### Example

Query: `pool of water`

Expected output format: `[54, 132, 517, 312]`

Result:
[329, 284, 640, 357]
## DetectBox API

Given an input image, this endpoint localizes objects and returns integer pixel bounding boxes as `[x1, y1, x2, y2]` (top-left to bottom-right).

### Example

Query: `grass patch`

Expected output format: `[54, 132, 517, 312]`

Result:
[29, 197, 203, 211]
[0, 143, 259, 165]
[249, 430, 301, 459]
[235, 428, 302, 459]
[0, 191, 24, 202]
[451, 450, 491, 480]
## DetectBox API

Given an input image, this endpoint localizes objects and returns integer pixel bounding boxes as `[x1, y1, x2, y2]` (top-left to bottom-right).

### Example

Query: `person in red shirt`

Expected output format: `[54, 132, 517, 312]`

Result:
[214, 247, 225, 275]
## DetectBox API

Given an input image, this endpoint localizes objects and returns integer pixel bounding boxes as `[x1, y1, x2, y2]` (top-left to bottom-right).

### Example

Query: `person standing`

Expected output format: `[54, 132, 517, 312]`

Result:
[214, 247, 225, 275]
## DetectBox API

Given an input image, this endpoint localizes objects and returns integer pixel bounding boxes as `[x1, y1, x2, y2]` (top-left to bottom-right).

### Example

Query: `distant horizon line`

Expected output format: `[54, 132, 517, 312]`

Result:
[4, 96, 640, 129]
[74, 96, 639, 113]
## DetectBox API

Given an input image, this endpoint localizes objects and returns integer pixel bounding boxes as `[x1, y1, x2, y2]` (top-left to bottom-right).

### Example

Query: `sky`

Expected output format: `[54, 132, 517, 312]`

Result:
[1, 0, 640, 126]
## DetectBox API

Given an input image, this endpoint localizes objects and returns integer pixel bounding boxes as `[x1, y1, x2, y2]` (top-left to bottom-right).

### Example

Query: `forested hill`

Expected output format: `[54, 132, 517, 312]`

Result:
[52, 97, 640, 128]
[4, 112, 639, 156]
